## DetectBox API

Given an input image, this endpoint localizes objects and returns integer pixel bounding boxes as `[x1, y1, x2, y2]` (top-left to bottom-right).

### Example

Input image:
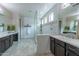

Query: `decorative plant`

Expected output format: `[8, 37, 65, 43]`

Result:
[73, 20, 77, 31]
[11, 25, 16, 31]
[64, 26, 70, 32]
[7, 24, 16, 31]
[7, 25, 11, 31]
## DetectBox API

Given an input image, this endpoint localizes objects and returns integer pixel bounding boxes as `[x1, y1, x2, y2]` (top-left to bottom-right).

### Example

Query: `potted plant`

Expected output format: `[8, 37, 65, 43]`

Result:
[7, 25, 11, 31]
[11, 25, 16, 31]
[7, 24, 16, 32]
[63, 26, 70, 32]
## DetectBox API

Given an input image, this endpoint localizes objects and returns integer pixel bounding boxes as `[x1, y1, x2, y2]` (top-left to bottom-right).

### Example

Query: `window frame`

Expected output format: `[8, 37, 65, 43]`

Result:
[0, 24, 4, 32]
[41, 12, 54, 25]
[48, 12, 54, 22]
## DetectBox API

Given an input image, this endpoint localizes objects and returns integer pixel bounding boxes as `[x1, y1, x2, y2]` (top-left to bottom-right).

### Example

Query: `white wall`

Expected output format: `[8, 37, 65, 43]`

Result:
[42, 21, 59, 34]
[37, 4, 61, 35]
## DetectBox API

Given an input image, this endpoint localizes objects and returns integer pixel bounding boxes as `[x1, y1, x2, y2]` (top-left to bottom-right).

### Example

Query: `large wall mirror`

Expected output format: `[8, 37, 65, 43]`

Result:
[0, 14, 6, 32]
[60, 15, 78, 39]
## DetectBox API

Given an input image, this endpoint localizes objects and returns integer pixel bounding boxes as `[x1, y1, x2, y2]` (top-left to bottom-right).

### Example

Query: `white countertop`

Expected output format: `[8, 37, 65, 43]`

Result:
[0, 32, 18, 38]
[37, 34, 79, 48]
[50, 35, 79, 48]
[37, 34, 49, 36]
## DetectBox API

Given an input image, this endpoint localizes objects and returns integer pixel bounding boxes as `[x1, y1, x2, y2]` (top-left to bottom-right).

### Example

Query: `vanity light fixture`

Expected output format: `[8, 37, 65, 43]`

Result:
[62, 3, 70, 9]
[0, 7, 4, 14]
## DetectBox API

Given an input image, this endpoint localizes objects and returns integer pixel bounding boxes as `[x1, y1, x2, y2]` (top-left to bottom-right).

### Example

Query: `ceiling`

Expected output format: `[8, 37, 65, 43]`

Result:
[1, 3, 55, 17]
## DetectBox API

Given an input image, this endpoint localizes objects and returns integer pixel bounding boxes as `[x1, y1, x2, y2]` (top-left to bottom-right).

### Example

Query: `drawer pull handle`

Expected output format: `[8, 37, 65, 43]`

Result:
[69, 47, 76, 51]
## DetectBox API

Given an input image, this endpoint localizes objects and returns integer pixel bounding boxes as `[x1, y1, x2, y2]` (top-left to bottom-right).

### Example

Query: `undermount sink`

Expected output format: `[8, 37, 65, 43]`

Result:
[61, 33, 76, 39]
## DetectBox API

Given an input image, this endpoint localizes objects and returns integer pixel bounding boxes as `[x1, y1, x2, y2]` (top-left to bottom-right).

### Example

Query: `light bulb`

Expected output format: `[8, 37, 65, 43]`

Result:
[62, 3, 70, 9]
[0, 7, 4, 14]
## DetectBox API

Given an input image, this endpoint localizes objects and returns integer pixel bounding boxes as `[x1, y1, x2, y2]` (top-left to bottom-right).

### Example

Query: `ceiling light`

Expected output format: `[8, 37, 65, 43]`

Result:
[62, 3, 70, 9]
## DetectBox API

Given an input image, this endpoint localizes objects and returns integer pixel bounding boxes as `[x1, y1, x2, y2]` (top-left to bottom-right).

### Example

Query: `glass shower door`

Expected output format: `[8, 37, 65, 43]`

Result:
[19, 17, 35, 40]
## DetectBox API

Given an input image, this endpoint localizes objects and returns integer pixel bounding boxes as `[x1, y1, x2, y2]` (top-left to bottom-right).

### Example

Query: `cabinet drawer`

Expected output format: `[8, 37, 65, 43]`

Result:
[55, 39, 65, 47]
[50, 37, 55, 40]
[66, 44, 79, 55]
[66, 50, 77, 56]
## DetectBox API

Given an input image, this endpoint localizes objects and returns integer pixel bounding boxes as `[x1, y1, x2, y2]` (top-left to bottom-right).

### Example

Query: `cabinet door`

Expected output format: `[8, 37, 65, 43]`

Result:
[0, 40, 5, 55]
[67, 50, 77, 56]
[50, 38, 54, 54]
[5, 38, 10, 50]
[66, 44, 78, 56]
[9, 35, 13, 46]
[55, 44, 65, 56]
[13, 33, 18, 41]
[3, 36, 11, 50]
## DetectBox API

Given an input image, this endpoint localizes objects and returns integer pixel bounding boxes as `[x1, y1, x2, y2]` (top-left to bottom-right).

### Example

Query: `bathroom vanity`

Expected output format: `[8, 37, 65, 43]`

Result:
[37, 34, 79, 56]
[0, 32, 18, 55]
[50, 35, 79, 56]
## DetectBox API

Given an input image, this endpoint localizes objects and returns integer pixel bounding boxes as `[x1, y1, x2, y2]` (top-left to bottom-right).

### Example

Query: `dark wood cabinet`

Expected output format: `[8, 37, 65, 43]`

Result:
[55, 39, 66, 56]
[9, 35, 13, 46]
[0, 40, 5, 55]
[0, 36, 12, 55]
[55, 39, 65, 47]
[0, 33, 18, 55]
[55, 43, 65, 56]
[66, 44, 79, 56]
[4, 36, 10, 50]
[0, 34, 16, 55]
[13, 33, 18, 41]
[66, 50, 77, 56]
[50, 37, 66, 56]
[50, 36, 79, 56]
[50, 37, 55, 54]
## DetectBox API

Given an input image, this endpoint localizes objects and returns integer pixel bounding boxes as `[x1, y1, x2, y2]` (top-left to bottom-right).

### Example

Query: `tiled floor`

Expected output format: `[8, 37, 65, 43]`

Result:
[2, 39, 53, 56]
[2, 39, 37, 56]
[35, 52, 54, 56]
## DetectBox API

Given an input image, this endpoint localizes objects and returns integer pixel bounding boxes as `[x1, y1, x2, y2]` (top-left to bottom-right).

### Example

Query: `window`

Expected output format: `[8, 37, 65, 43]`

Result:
[0, 24, 4, 32]
[0, 7, 4, 14]
[41, 17, 48, 24]
[70, 20, 78, 31]
[42, 19, 44, 24]
[49, 13, 54, 22]
[44, 17, 47, 23]
[41, 12, 54, 25]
